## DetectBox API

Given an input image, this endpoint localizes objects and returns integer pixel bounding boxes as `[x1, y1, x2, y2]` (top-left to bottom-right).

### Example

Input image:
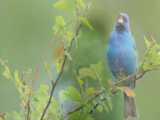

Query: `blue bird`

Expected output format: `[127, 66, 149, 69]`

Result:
[106, 13, 138, 119]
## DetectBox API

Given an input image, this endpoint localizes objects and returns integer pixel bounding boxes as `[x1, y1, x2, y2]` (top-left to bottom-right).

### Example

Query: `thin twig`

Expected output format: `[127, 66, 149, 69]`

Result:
[40, 55, 67, 120]
[39, 24, 81, 120]
[67, 90, 105, 115]
[26, 98, 31, 120]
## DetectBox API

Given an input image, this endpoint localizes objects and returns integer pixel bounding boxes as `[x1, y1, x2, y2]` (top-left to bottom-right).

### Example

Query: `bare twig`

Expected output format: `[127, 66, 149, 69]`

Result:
[39, 24, 81, 120]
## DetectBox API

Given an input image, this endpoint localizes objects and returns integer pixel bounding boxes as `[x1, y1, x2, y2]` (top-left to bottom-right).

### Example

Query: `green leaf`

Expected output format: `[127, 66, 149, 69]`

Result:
[2, 65, 12, 80]
[142, 37, 160, 70]
[53, 0, 75, 12]
[79, 67, 96, 80]
[53, 15, 66, 35]
[90, 62, 103, 81]
[78, 79, 84, 86]
[85, 115, 95, 120]
[78, 62, 103, 80]
[47, 97, 60, 120]
[31, 84, 50, 120]
[55, 16, 66, 28]
[6, 111, 24, 120]
[80, 16, 94, 30]
[96, 105, 103, 112]
[60, 86, 81, 102]
[55, 61, 62, 73]
[54, 0, 68, 10]
[14, 70, 20, 82]
[65, 31, 74, 46]
[144, 36, 150, 48]
[76, 0, 85, 9]
[86, 87, 95, 96]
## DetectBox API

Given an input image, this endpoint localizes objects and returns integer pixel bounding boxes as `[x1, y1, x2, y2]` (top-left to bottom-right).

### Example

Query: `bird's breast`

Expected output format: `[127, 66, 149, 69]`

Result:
[107, 32, 137, 78]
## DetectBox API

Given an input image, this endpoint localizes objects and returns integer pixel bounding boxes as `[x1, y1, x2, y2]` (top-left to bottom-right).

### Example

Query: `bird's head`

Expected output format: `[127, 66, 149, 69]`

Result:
[115, 13, 130, 32]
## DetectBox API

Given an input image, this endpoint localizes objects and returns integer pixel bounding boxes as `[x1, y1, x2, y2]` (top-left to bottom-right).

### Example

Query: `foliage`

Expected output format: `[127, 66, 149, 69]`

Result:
[0, 0, 160, 120]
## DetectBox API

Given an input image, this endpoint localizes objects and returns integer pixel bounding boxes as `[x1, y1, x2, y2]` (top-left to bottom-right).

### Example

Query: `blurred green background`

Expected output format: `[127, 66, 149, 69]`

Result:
[0, 0, 160, 120]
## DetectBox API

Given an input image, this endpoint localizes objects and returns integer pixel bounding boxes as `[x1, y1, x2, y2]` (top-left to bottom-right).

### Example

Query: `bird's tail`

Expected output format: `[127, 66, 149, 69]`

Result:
[124, 93, 137, 120]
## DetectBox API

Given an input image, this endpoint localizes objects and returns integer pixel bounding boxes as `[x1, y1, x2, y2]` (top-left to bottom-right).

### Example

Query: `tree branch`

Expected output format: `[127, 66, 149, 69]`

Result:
[39, 24, 81, 120]
[67, 65, 160, 116]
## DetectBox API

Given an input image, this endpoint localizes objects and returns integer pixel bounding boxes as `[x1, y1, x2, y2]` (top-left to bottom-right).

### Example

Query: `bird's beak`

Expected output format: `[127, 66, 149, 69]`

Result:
[117, 16, 124, 24]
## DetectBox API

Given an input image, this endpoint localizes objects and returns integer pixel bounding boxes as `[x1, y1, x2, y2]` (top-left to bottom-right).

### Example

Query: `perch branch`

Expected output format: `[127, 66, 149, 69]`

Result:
[67, 65, 160, 116]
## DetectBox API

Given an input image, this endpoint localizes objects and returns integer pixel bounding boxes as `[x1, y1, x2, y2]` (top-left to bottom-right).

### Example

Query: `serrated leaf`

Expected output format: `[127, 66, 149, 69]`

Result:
[142, 37, 160, 71]
[80, 16, 94, 30]
[60, 86, 81, 102]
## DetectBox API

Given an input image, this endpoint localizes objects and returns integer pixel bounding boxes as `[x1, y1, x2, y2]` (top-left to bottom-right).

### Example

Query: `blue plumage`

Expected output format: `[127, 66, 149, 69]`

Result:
[106, 13, 138, 119]
[107, 13, 137, 86]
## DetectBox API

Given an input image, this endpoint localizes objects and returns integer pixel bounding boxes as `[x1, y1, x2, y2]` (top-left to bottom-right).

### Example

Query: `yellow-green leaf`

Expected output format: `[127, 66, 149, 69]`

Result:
[96, 105, 103, 112]
[144, 36, 150, 48]
[53, 0, 75, 12]
[53, 0, 68, 10]
[2, 65, 12, 80]
[44, 62, 51, 74]
[60, 86, 81, 102]
[79, 67, 96, 80]
[56, 16, 66, 28]
[78, 79, 84, 86]
[80, 16, 94, 30]
[86, 87, 95, 96]
[76, 0, 85, 9]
